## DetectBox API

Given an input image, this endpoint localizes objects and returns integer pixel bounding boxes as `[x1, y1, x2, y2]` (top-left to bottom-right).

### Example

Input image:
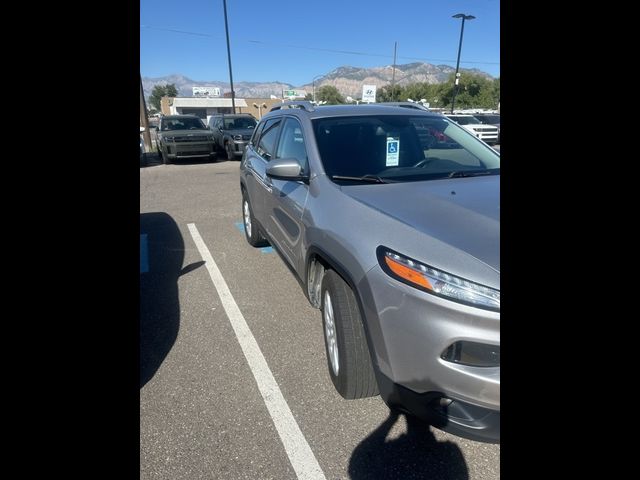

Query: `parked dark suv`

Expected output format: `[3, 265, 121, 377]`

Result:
[155, 115, 216, 164]
[208, 114, 257, 160]
[240, 101, 500, 443]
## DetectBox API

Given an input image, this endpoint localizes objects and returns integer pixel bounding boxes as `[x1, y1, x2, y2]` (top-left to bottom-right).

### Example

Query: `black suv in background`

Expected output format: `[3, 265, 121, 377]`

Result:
[208, 114, 257, 160]
[155, 115, 216, 165]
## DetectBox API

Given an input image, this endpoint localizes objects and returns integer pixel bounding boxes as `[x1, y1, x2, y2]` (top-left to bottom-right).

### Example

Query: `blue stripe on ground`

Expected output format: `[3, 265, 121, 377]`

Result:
[235, 222, 273, 253]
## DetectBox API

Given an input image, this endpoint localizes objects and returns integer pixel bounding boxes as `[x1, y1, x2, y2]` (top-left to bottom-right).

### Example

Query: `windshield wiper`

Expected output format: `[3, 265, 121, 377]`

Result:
[330, 174, 388, 184]
[448, 170, 495, 178]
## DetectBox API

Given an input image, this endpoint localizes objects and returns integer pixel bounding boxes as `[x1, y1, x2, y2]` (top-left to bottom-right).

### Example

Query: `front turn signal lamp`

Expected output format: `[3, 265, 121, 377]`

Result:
[378, 248, 500, 311]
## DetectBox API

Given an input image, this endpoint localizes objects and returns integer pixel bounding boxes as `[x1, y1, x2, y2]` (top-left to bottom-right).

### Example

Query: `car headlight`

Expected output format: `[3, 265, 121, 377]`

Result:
[233, 134, 243, 141]
[377, 247, 500, 311]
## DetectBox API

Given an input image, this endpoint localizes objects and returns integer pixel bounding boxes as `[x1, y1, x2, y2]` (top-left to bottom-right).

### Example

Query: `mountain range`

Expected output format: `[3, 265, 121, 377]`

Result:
[142, 62, 494, 100]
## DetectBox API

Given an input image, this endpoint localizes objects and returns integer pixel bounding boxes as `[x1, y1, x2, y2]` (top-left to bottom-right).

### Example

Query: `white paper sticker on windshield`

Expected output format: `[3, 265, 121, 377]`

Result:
[386, 137, 399, 166]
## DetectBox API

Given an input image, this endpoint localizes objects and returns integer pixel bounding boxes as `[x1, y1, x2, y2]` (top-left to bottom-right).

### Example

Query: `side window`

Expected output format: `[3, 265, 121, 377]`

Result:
[275, 118, 308, 173]
[249, 120, 264, 146]
[256, 118, 282, 161]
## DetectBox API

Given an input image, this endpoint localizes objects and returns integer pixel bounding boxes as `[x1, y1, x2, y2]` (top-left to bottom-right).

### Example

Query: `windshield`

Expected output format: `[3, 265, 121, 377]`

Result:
[162, 117, 206, 131]
[224, 117, 257, 129]
[449, 116, 481, 125]
[312, 115, 500, 183]
[476, 115, 500, 124]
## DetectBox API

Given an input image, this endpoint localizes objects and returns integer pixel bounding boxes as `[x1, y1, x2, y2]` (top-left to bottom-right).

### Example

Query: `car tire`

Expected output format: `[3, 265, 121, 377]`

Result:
[321, 270, 378, 400]
[242, 190, 268, 247]
[225, 142, 234, 161]
[159, 145, 169, 165]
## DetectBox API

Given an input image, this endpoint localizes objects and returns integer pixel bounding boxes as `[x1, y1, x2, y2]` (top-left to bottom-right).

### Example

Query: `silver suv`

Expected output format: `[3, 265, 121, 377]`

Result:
[239, 101, 500, 443]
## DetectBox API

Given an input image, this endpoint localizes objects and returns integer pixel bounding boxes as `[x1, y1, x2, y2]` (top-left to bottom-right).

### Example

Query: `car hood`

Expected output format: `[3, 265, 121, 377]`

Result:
[464, 124, 497, 129]
[342, 176, 500, 272]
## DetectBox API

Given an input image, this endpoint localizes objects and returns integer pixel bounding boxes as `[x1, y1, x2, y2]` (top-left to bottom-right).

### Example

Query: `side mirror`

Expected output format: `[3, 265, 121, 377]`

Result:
[266, 158, 308, 181]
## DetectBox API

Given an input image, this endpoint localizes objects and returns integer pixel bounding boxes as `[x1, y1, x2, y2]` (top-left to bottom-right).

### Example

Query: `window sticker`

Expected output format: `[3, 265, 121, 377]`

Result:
[386, 137, 399, 166]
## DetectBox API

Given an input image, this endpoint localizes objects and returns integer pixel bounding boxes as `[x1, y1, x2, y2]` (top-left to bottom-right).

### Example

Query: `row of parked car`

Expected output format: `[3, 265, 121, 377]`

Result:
[381, 102, 500, 145]
[142, 113, 257, 165]
[141, 104, 499, 165]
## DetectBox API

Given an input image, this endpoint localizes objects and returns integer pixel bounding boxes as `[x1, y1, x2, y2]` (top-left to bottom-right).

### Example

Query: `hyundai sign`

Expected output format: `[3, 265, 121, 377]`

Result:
[362, 84, 376, 103]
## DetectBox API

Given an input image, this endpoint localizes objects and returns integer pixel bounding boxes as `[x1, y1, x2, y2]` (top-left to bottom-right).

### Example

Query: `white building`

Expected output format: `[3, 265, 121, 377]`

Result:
[161, 97, 249, 121]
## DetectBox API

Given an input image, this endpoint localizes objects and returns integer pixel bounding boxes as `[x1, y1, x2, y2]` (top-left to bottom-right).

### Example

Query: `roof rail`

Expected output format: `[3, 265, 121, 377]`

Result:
[269, 100, 316, 112]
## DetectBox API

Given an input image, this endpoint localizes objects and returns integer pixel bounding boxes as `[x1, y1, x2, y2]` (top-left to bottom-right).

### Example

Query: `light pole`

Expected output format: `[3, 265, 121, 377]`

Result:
[312, 75, 323, 103]
[222, 0, 236, 113]
[253, 102, 267, 118]
[450, 13, 475, 114]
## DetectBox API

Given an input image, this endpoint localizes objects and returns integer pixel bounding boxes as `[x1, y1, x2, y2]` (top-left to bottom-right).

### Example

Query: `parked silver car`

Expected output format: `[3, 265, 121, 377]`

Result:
[239, 102, 500, 442]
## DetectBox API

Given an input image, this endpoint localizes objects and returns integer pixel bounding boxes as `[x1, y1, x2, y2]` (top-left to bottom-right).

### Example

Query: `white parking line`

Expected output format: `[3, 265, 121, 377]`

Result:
[187, 223, 326, 480]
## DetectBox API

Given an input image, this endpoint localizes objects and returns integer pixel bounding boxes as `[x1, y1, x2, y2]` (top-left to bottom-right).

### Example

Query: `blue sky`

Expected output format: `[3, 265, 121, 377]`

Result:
[140, 0, 499, 86]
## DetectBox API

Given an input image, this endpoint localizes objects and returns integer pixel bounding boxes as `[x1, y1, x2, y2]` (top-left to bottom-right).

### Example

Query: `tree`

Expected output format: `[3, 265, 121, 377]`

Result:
[377, 85, 405, 102]
[316, 85, 345, 105]
[436, 73, 499, 110]
[148, 83, 178, 111]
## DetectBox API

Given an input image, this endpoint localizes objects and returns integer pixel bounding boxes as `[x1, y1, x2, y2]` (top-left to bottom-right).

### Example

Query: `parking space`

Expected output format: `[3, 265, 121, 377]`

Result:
[140, 160, 500, 479]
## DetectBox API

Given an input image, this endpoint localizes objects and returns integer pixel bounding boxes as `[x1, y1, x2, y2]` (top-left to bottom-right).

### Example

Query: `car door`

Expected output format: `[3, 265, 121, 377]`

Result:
[243, 117, 283, 233]
[210, 118, 222, 148]
[264, 117, 310, 272]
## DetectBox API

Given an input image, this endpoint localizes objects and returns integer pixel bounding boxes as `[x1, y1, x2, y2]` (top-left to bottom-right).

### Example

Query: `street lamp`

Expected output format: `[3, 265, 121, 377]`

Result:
[253, 102, 267, 118]
[222, 0, 236, 113]
[450, 13, 475, 114]
[312, 74, 323, 103]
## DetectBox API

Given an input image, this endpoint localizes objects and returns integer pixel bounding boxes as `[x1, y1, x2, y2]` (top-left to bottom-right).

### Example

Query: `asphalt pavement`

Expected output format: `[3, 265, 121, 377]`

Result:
[140, 156, 500, 479]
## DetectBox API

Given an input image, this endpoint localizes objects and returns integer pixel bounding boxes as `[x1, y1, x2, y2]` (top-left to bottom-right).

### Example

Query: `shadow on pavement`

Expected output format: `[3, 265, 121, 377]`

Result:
[140, 212, 202, 389]
[140, 152, 226, 168]
[348, 410, 469, 480]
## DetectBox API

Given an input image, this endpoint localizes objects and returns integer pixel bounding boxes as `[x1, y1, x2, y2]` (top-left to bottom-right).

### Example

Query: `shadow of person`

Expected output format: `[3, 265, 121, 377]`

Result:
[140, 213, 202, 389]
[348, 410, 469, 480]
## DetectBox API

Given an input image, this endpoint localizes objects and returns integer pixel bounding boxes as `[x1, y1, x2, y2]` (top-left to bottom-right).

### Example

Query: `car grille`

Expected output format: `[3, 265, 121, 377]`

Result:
[473, 127, 498, 133]
[176, 144, 212, 152]
[173, 136, 209, 143]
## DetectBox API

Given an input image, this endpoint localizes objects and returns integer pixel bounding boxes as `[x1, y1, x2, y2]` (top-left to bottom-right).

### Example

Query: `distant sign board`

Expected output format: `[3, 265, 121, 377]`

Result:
[282, 89, 307, 99]
[362, 84, 377, 103]
[193, 86, 221, 97]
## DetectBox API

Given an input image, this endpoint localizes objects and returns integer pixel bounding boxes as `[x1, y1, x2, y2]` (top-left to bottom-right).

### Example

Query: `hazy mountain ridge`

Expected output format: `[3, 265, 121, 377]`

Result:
[142, 62, 494, 100]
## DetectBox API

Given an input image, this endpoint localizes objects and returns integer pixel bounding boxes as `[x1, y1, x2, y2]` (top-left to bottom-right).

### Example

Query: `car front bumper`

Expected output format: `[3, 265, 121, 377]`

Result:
[358, 265, 500, 442]
[229, 140, 248, 156]
[165, 141, 216, 159]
